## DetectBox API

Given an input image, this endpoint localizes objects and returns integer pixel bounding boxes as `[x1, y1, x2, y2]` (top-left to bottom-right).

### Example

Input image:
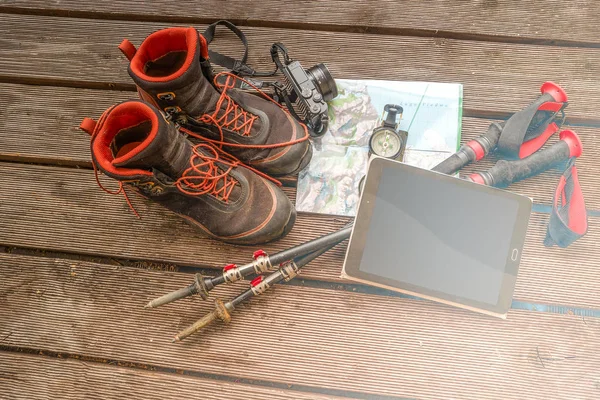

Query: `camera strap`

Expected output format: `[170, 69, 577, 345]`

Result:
[492, 89, 587, 247]
[545, 158, 588, 248]
[202, 20, 277, 78]
[201, 22, 323, 134]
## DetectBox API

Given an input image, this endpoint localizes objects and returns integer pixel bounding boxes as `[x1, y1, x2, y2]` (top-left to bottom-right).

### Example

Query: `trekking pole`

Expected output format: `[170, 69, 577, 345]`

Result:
[172, 240, 339, 342]
[145, 225, 353, 309]
[432, 82, 568, 175]
[466, 130, 582, 188]
[432, 121, 503, 175]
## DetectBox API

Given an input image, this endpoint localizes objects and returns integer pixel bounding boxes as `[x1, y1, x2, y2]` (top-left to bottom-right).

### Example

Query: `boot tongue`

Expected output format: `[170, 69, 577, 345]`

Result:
[176, 145, 244, 202]
[210, 84, 263, 137]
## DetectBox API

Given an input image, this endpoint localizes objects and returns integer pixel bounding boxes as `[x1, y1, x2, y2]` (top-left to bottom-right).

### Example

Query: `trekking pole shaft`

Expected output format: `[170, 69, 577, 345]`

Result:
[432, 122, 503, 175]
[230, 240, 340, 311]
[173, 241, 341, 341]
[269, 226, 352, 265]
[147, 225, 353, 309]
[144, 283, 197, 309]
[211, 225, 353, 286]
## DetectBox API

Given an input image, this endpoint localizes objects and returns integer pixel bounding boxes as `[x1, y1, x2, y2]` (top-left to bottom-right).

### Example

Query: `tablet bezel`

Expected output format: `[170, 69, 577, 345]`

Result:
[341, 156, 532, 318]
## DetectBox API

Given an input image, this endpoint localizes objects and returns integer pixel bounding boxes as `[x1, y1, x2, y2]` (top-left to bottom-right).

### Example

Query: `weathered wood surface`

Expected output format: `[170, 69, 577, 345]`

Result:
[4, 0, 600, 45]
[1, 253, 598, 400]
[0, 352, 348, 400]
[2, 83, 600, 207]
[1, 2, 600, 399]
[1, 161, 599, 308]
[0, 84, 130, 166]
[2, 14, 600, 122]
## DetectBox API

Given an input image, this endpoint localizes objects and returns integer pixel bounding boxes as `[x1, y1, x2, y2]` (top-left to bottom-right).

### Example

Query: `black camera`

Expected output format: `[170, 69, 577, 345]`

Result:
[200, 21, 338, 137]
[270, 44, 338, 137]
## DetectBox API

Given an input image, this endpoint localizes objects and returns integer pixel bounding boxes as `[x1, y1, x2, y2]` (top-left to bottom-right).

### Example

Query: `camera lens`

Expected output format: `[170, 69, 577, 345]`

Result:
[306, 63, 338, 102]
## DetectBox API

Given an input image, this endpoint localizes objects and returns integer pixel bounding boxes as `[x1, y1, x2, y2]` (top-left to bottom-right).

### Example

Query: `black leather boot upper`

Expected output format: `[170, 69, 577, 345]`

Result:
[85, 100, 296, 245]
[123, 27, 312, 177]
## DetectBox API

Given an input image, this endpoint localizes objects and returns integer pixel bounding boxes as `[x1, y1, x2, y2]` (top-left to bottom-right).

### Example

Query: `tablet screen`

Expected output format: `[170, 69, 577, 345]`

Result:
[344, 157, 532, 316]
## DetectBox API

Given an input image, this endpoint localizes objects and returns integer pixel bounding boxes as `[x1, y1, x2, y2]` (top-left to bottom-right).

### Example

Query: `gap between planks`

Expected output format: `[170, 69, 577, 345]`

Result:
[2, 245, 600, 318]
[2, 14, 600, 121]
[1, 80, 599, 127]
[0, 350, 355, 400]
[2, 83, 600, 206]
[1, 161, 600, 309]
[3, 1, 600, 47]
[1, 252, 599, 400]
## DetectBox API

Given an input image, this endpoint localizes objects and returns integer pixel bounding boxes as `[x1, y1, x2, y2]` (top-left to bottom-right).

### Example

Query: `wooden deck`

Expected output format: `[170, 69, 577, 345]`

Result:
[1, 2, 599, 399]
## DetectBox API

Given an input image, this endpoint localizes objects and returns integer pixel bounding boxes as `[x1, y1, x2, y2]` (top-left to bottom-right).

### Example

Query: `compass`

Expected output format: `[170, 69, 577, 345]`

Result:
[359, 104, 409, 194]
[368, 104, 408, 161]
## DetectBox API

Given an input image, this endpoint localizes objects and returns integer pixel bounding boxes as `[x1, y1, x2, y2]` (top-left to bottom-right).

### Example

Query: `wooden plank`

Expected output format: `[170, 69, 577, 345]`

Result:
[3, 0, 600, 45]
[0, 161, 351, 281]
[517, 214, 600, 310]
[2, 82, 600, 209]
[1, 253, 599, 400]
[2, 14, 600, 122]
[0, 84, 129, 166]
[0, 352, 346, 400]
[1, 161, 599, 308]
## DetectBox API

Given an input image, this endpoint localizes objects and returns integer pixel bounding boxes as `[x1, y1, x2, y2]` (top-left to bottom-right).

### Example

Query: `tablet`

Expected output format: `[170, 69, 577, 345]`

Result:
[341, 157, 532, 318]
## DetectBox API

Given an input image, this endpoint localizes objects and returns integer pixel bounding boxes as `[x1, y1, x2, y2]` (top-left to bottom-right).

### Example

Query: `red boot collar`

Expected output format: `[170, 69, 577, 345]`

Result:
[127, 27, 207, 83]
[87, 101, 158, 177]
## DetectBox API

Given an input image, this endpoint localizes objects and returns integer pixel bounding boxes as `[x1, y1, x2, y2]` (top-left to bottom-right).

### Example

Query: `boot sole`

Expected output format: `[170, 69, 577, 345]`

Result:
[292, 143, 313, 175]
[129, 183, 297, 246]
[173, 196, 297, 246]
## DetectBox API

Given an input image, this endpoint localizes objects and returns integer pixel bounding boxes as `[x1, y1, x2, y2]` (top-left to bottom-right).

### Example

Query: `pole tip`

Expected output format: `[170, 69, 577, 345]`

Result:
[144, 302, 153, 309]
[171, 336, 180, 343]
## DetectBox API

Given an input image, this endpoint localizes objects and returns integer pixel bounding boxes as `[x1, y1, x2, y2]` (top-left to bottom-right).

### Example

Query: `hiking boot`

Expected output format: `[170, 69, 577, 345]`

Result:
[80, 100, 296, 245]
[118, 27, 312, 177]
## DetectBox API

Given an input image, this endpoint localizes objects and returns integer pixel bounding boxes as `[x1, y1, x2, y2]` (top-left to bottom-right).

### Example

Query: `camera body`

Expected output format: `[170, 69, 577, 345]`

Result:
[279, 61, 336, 137]
[269, 43, 338, 137]
[200, 23, 338, 137]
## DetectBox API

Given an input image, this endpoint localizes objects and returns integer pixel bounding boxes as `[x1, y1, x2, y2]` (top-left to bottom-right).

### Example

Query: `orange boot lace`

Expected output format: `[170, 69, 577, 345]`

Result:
[84, 105, 280, 220]
[181, 72, 310, 150]
[175, 143, 240, 201]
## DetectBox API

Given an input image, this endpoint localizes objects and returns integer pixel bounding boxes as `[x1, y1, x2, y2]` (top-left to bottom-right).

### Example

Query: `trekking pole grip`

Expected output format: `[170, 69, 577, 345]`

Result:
[467, 130, 582, 188]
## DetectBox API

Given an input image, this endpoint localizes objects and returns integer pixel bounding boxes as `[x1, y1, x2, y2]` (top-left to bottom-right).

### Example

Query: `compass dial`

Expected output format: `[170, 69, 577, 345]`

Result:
[369, 128, 403, 159]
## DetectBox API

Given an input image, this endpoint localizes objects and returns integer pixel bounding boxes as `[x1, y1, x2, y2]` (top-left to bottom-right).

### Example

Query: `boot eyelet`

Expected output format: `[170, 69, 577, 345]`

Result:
[157, 92, 176, 101]
[164, 106, 182, 115]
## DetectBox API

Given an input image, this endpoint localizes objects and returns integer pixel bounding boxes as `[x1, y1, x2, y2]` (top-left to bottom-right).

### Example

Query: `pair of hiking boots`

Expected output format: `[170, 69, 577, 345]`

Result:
[82, 27, 312, 244]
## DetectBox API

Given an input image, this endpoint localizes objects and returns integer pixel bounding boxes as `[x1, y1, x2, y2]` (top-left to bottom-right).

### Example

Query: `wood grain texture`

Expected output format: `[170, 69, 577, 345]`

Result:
[1, 253, 599, 400]
[3, 0, 600, 44]
[1, 161, 599, 308]
[1, 3, 599, 399]
[0, 84, 132, 166]
[2, 14, 600, 122]
[2, 83, 600, 208]
[0, 352, 348, 400]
